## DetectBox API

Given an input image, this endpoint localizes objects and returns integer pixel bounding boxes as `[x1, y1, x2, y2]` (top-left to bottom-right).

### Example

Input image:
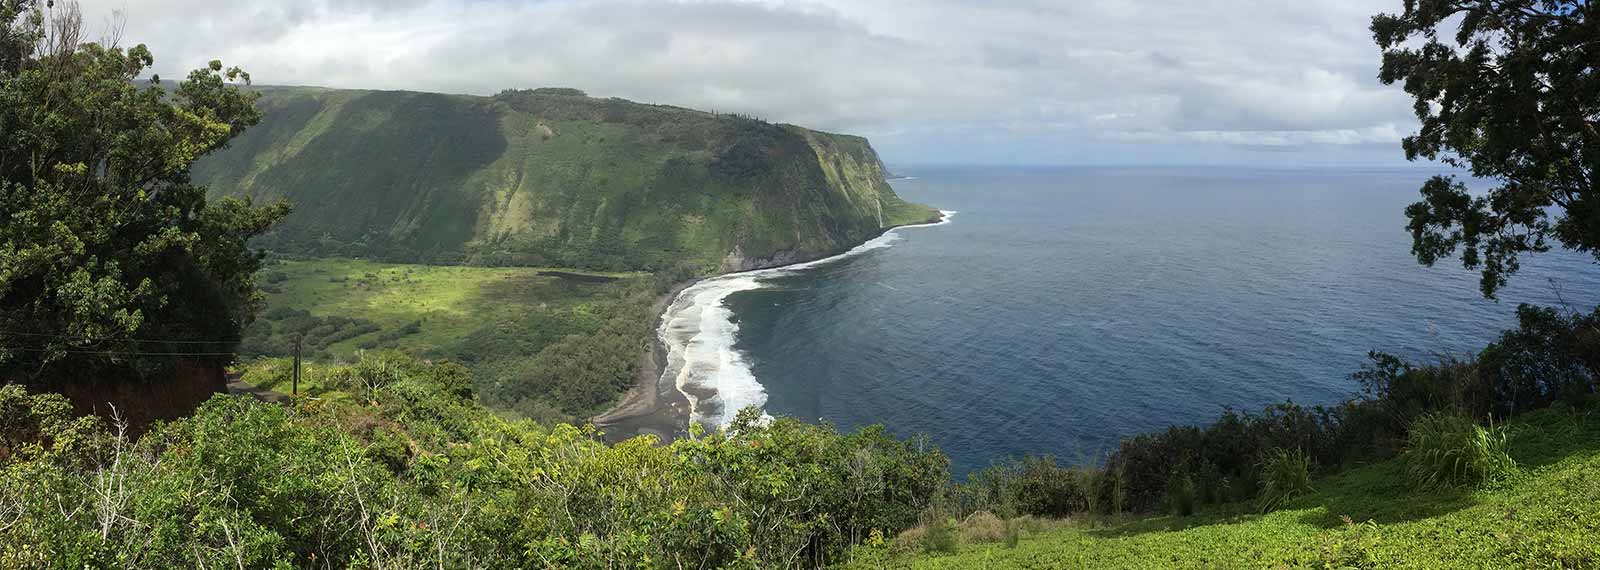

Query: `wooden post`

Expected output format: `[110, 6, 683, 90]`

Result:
[292, 335, 302, 397]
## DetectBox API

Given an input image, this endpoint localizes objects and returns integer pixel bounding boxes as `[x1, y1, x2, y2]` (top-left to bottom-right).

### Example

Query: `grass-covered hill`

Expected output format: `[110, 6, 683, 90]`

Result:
[192, 86, 940, 272]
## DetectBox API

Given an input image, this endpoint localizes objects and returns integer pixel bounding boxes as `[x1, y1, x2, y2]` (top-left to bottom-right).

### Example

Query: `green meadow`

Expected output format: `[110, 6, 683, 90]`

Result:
[241, 257, 662, 422]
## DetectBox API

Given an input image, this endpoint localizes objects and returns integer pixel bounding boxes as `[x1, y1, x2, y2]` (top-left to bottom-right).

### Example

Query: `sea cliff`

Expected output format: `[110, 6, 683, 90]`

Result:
[193, 87, 940, 274]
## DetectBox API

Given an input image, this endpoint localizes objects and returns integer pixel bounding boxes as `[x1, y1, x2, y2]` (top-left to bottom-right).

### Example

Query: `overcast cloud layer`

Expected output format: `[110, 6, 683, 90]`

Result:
[72, 0, 1421, 166]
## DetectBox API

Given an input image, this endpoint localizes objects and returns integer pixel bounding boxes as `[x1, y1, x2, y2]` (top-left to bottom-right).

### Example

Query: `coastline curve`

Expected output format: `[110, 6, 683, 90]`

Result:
[658, 210, 957, 428]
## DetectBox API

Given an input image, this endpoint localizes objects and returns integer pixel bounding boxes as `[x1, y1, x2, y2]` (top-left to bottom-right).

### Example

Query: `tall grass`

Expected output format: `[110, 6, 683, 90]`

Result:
[1256, 447, 1313, 513]
[919, 516, 959, 554]
[1402, 413, 1517, 490]
[1165, 471, 1198, 516]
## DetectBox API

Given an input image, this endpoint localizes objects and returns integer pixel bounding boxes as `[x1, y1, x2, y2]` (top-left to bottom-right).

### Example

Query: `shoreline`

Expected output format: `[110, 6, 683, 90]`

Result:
[591, 278, 698, 444]
[591, 209, 951, 443]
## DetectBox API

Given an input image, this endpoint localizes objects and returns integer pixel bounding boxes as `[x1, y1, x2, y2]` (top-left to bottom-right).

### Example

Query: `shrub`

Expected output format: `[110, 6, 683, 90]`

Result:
[1074, 465, 1104, 515]
[361, 423, 412, 473]
[1354, 352, 1490, 430]
[1165, 470, 1198, 516]
[967, 455, 1087, 517]
[1111, 461, 1128, 515]
[1478, 305, 1600, 415]
[1001, 517, 1023, 549]
[1257, 447, 1313, 513]
[1101, 402, 1344, 514]
[262, 306, 309, 321]
[919, 516, 959, 554]
[959, 511, 1005, 544]
[377, 319, 423, 342]
[0, 358, 950, 569]
[1403, 413, 1517, 491]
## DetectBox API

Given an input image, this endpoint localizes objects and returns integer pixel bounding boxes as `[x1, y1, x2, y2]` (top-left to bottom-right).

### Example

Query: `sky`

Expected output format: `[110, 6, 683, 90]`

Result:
[70, 0, 1426, 167]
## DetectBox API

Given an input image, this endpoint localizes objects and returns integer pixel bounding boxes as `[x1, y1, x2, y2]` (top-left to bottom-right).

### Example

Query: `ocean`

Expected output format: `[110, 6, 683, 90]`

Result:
[659, 166, 1600, 476]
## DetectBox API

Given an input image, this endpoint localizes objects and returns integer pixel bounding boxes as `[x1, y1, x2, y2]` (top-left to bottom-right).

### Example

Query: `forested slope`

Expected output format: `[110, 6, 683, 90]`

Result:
[192, 87, 940, 272]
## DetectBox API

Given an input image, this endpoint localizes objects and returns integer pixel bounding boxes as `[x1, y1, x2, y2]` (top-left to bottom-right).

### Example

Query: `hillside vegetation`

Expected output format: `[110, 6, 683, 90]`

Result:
[6, 309, 1598, 569]
[192, 87, 940, 273]
[821, 304, 1600, 569]
[0, 353, 947, 569]
[239, 257, 689, 423]
[243, 259, 639, 360]
[845, 403, 1600, 569]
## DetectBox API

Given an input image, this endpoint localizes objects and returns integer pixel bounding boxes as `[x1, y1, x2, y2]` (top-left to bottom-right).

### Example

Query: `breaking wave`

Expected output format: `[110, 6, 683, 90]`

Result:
[657, 211, 956, 427]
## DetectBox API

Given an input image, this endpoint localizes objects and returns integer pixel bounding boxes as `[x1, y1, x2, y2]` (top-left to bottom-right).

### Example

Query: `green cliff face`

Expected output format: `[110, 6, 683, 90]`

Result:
[193, 87, 940, 273]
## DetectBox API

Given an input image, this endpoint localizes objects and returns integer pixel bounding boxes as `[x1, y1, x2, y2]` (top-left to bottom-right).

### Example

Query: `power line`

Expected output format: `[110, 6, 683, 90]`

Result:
[1, 346, 237, 357]
[0, 329, 239, 344]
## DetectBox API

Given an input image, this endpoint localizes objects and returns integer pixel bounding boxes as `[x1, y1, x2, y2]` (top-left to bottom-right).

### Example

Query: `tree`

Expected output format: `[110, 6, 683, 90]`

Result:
[0, 0, 290, 383]
[1373, 1, 1597, 298]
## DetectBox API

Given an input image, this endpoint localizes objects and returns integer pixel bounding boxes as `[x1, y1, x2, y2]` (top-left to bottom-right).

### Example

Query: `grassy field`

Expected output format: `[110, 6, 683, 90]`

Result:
[240, 257, 656, 421]
[847, 404, 1600, 569]
[245, 257, 637, 359]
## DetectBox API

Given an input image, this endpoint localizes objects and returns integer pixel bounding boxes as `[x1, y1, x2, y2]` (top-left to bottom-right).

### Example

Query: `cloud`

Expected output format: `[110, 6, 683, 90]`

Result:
[71, 0, 1419, 165]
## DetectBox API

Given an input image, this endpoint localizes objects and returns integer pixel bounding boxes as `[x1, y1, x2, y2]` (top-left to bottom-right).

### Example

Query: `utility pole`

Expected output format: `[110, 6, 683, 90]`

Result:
[292, 334, 303, 397]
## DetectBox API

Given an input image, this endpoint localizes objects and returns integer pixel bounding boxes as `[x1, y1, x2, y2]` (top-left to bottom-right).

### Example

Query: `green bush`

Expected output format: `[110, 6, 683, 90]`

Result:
[262, 306, 310, 321]
[377, 319, 423, 342]
[1073, 464, 1104, 515]
[966, 456, 1093, 518]
[1478, 305, 1600, 415]
[1001, 517, 1023, 549]
[1403, 413, 1517, 491]
[0, 355, 949, 568]
[1165, 470, 1198, 516]
[1257, 447, 1313, 513]
[919, 516, 959, 554]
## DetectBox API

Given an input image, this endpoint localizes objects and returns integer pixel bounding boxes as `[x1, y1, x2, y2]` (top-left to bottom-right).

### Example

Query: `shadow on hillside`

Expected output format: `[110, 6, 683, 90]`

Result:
[1299, 404, 1600, 529]
[1292, 484, 1477, 529]
[1084, 507, 1265, 539]
[1501, 405, 1600, 471]
[1087, 463, 1480, 539]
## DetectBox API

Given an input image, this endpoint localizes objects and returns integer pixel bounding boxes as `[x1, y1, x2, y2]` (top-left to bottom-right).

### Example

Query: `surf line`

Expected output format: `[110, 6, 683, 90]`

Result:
[657, 211, 957, 428]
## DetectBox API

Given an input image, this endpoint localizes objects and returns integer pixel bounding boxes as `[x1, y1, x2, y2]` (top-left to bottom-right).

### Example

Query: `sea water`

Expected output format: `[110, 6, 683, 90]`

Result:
[664, 166, 1600, 476]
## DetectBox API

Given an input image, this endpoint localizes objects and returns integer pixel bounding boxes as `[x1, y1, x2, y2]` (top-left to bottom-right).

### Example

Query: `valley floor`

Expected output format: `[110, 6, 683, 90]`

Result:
[845, 405, 1600, 569]
[240, 257, 659, 422]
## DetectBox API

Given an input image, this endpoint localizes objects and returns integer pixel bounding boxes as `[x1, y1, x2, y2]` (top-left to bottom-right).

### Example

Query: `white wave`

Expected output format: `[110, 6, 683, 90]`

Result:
[658, 210, 956, 428]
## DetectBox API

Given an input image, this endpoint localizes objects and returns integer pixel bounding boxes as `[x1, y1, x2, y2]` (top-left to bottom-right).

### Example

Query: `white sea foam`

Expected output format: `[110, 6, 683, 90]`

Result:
[659, 210, 957, 427]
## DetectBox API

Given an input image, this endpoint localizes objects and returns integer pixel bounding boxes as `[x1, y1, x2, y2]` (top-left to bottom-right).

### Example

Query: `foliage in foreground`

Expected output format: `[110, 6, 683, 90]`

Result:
[1403, 412, 1517, 491]
[0, 0, 288, 383]
[0, 352, 947, 569]
[1372, 1, 1598, 298]
[1255, 447, 1313, 514]
[849, 403, 1600, 569]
